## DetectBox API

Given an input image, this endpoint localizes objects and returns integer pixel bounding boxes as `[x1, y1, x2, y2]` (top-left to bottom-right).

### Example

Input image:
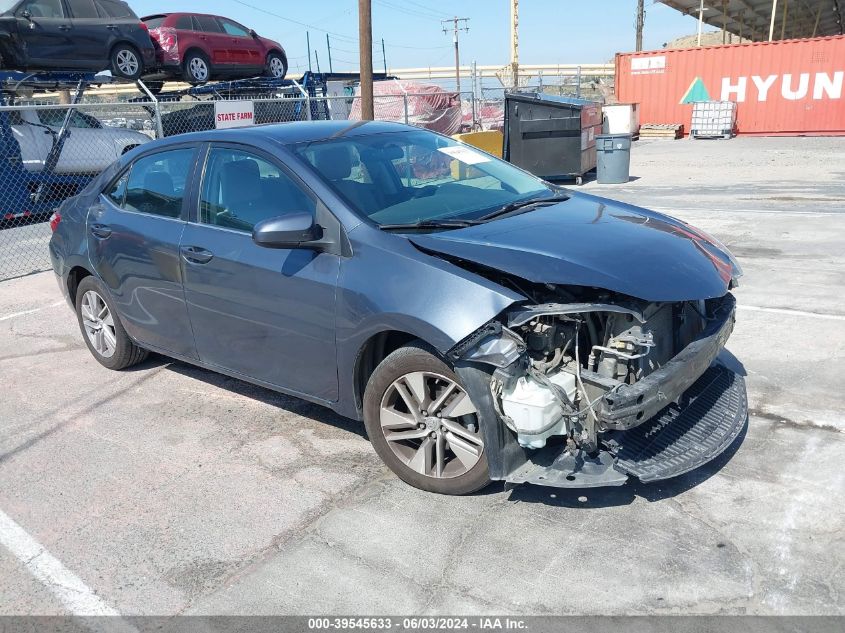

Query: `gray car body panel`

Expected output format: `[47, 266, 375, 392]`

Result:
[409, 190, 742, 302]
[49, 122, 524, 420]
[50, 121, 740, 437]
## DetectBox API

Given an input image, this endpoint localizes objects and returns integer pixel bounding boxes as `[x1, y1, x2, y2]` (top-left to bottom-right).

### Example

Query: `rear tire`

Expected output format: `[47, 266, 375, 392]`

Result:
[264, 52, 287, 79]
[111, 44, 142, 80]
[75, 276, 148, 371]
[183, 51, 210, 83]
[363, 341, 490, 495]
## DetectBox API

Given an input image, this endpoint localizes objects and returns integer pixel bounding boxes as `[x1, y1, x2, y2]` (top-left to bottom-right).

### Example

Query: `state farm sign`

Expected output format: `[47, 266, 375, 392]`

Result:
[616, 35, 845, 135]
[214, 100, 255, 129]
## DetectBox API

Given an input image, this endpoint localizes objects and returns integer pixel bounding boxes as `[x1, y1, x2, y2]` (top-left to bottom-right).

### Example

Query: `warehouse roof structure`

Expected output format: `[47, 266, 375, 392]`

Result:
[659, 0, 843, 42]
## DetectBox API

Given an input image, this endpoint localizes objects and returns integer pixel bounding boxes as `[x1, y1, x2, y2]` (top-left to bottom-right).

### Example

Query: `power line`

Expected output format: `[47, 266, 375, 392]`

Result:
[404, 0, 447, 17]
[231, 0, 359, 42]
[373, 0, 444, 22]
[231, 0, 449, 51]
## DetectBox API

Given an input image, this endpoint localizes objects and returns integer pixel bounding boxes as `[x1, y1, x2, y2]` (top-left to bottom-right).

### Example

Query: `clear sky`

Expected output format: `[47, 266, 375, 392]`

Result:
[132, 0, 718, 73]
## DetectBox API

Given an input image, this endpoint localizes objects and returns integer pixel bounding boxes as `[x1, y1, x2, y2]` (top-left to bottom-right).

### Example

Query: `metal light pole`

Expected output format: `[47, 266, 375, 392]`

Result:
[510, 0, 519, 88]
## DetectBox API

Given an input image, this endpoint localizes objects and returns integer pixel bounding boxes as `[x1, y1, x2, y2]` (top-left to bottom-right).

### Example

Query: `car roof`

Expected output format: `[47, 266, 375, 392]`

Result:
[146, 120, 417, 148]
[142, 12, 227, 20]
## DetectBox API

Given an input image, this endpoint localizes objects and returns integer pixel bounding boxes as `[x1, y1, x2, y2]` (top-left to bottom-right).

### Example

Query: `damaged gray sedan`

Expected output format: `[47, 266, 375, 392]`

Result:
[50, 121, 747, 495]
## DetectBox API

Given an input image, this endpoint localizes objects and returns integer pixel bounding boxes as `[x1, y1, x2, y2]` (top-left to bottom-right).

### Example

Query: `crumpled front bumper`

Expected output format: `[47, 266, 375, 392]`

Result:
[506, 362, 748, 488]
[503, 293, 746, 488]
[597, 293, 737, 431]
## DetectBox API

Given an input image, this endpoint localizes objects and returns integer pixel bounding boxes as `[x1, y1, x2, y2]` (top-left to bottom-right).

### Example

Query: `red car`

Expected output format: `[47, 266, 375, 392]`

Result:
[141, 12, 287, 83]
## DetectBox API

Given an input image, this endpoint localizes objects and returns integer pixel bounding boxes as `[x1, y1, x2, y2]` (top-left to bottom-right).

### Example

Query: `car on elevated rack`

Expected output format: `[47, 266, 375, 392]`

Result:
[141, 12, 287, 84]
[48, 121, 747, 495]
[0, 0, 155, 79]
[9, 106, 150, 174]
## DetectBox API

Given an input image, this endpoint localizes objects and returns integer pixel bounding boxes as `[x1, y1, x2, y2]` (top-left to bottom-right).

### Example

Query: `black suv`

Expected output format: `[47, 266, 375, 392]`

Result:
[0, 0, 155, 79]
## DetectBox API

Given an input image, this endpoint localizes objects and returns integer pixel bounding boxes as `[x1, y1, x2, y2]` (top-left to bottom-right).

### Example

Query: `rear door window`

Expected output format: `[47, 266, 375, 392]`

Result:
[67, 0, 99, 19]
[104, 172, 128, 206]
[121, 148, 196, 219]
[174, 15, 192, 30]
[193, 15, 223, 33]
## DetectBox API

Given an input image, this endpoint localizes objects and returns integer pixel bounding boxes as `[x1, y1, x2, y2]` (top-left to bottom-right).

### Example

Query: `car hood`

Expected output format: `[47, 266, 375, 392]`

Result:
[408, 191, 741, 302]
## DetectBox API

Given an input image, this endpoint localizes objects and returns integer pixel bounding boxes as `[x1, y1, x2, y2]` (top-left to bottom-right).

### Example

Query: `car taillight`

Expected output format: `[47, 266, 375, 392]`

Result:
[158, 28, 177, 50]
[139, 21, 149, 31]
[49, 212, 61, 232]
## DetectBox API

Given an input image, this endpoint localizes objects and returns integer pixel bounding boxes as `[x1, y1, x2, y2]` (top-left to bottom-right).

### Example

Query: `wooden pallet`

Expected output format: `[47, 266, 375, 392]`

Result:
[639, 123, 684, 140]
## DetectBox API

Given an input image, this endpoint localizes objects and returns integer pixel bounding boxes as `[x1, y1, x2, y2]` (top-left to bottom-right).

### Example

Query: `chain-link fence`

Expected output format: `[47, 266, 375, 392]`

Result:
[0, 72, 610, 281]
[0, 99, 159, 281]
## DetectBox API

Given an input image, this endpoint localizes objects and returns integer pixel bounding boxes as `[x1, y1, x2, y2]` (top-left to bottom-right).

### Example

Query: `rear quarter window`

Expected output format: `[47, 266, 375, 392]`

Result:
[96, 0, 135, 19]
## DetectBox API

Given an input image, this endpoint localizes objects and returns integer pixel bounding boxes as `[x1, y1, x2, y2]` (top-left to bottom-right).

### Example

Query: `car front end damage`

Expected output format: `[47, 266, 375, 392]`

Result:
[450, 285, 747, 488]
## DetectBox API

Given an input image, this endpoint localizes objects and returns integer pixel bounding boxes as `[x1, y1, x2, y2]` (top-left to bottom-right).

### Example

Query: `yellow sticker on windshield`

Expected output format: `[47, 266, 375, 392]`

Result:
[438, 146, 491, 165]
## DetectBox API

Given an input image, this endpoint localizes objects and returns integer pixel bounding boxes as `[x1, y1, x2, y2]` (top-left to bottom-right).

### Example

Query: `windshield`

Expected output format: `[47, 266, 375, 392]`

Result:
[0, 1, 19, 14]
[293, 130, 554, 227]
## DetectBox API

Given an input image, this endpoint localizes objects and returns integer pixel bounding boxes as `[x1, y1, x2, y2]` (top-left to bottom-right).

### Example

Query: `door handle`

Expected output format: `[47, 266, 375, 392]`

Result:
[58, 24, 71, 31]
[180, 245, 214, 264]
[89, 223, 112, 239]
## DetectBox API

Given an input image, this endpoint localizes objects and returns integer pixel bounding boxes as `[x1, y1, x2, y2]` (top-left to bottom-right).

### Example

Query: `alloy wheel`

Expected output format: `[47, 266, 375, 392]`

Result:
[379, 371, 483, 479]
[268, 56, 285, 77]
[80, 290, 117, 358]
[115, 49, 139, 77]
[189, 58, 209, 81]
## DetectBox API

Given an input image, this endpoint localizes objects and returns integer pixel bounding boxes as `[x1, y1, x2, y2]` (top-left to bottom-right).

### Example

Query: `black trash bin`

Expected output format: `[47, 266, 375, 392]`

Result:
[503, 92, 602, 185]
[595, 133, 632, 184]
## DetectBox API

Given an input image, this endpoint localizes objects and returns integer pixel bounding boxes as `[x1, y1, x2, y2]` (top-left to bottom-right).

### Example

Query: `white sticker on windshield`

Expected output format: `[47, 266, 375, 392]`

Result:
[438, 145, 491, 165]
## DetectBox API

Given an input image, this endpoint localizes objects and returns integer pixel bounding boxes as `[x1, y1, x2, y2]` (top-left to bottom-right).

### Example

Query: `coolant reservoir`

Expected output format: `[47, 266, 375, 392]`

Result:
[500, 370, 577, 449]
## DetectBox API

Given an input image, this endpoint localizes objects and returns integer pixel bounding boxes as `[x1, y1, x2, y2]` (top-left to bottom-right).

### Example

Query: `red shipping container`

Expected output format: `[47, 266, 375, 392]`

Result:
[616, 36, 845, 136]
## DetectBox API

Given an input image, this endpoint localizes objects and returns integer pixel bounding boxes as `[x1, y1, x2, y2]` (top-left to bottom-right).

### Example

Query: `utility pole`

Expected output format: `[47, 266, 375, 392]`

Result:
[326, 34, 333, 73]
[315, 49, 321, 73]
[381, 38, 387, 75]
[306, 31, 312, 71]
[635, 0, 645, 51]
[510, 0, 519, 88]
[442, 16, 469, 94]
[358, 0, 374, 119]
[697, 0, 705, 46]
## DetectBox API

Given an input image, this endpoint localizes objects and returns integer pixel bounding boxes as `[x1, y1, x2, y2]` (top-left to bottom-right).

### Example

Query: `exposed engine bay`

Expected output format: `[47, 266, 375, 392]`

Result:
[451, 281, 738, 460]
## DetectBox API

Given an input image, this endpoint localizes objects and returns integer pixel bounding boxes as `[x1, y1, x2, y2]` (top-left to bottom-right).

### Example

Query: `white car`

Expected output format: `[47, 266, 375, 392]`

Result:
[10, 108, 151, 174]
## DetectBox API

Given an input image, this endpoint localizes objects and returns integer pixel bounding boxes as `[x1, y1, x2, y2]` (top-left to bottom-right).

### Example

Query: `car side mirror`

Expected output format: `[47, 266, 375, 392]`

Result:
[252, 212, 323, 249]
[21, 9, 32, 21]
[249, 28, 258, 37]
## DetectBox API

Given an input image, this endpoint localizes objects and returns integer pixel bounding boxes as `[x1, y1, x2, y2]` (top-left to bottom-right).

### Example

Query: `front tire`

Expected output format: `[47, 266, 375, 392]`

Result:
[111, 44, 142, 80]
[75, 276, 148, 370]
[363, 342, 490, 495]
[183, 51, 210, 83]
[264, 52, 287, 79]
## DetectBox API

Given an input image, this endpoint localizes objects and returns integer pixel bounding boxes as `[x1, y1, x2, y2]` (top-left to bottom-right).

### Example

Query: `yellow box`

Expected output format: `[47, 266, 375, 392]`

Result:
[451, 131, 504, 158]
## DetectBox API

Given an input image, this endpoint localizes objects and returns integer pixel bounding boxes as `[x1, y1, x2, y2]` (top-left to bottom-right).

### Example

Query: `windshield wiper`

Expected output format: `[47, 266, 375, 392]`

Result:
[476, 192, 569, 222]
[378, 218, 479, 231]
